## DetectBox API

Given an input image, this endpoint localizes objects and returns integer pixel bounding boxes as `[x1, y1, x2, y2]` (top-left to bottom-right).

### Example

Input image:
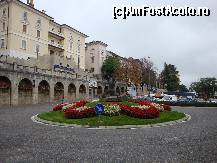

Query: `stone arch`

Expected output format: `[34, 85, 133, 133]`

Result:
[121, 87, 125, 94]
[104, 86, 109, 94]
[54, 82, 64, 101]
[79, 84, 86, 99]
[18, 78, 33, 105]
[0, 76, 12, 105]
[38, 80, 50, 103]
[68, 83, 76, 102]
[97, 86, 103, 96]
[116, 86, 121, 95]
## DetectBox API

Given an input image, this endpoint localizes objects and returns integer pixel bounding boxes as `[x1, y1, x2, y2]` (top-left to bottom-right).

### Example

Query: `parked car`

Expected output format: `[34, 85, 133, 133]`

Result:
[209, 98, 217, 103]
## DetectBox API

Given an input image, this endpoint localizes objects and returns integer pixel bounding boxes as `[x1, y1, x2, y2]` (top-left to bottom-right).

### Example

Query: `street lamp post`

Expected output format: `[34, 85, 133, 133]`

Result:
[148, 56, 151, 97]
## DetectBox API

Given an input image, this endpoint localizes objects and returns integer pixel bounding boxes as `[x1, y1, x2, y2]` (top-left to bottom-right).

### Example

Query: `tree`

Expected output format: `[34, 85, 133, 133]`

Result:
[140, 57, 158, 87]
[178, 84, 189, 92]
[101, 56, 120, 95]
[115, 57, 143, 86]
[190, 77, 217, 100]
[160, 63, 180, 91]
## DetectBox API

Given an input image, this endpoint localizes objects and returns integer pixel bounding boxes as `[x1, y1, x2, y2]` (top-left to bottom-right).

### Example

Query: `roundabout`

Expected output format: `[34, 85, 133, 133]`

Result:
[32, 100, 190, 129]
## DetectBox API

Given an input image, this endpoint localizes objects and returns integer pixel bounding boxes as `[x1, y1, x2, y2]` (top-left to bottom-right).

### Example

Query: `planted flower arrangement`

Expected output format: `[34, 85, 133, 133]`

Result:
[38, 99, 185, 126]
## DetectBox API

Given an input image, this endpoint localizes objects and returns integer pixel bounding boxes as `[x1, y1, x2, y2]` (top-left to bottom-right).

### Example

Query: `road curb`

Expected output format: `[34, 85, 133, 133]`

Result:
[31, 113, 191, 130]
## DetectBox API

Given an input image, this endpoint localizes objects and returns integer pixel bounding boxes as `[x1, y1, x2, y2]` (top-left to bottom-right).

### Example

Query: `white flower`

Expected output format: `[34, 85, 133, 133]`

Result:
[62, 103, 75, 111]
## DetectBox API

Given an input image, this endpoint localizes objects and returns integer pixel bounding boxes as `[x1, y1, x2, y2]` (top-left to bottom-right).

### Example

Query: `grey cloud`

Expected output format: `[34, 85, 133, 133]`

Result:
[22, 0, 217, 86]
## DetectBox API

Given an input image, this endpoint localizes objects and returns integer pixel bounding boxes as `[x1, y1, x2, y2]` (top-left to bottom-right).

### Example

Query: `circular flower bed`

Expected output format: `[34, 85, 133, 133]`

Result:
[51, 100, 172, 119]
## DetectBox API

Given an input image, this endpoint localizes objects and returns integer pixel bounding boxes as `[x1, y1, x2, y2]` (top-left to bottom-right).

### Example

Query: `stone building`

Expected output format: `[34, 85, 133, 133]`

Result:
[0, 0, 127, 106]
[0, 0, 87, 70]
[85, 41, 108, 75]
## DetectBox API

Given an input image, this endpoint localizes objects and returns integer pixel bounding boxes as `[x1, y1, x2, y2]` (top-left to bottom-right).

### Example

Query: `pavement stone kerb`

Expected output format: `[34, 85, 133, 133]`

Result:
[31, 113, 191, 130]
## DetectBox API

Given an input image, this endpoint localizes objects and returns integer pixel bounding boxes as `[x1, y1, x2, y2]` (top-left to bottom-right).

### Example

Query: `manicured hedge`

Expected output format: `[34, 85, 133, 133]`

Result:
[156, 101, 217, 107]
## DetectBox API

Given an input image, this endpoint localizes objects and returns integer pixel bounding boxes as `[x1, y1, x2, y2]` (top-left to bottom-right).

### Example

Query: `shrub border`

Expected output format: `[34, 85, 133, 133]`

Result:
[31, 113, 191, 130]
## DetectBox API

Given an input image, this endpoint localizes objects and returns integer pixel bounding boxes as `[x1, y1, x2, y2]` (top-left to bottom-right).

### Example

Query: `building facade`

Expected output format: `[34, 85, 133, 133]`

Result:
[0, 0, 126, 106]
[0, 0, 87, 70]
[85, 41, 108, 75]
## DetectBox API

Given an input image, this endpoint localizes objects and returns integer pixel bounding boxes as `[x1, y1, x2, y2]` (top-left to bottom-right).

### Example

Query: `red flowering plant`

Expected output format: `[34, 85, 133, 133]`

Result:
[64, 107, 96, 119]
[53, 100, 87, 112]
[53, 103, 69, 111]
[120, 105, 160, 119]
[160, 104, 172, 111]
[136, 100, 172, 112]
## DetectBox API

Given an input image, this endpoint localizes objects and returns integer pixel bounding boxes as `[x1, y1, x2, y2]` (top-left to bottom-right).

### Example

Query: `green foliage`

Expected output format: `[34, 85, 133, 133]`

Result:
[101, 56, 121, 95]
[179, 84, 189, 92]
[190, 77, 217, 99]
[160, 63, 180, 91]
[101, 56, 120, 81]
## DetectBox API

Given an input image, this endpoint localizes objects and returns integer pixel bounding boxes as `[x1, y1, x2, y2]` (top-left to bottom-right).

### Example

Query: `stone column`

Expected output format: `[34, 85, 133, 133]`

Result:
[64, 83, 68, 102]
[32, 83, 38, 104]
[75, 83, 80, 101]
[50, 81, 54, 103]
[90, 88, 94, 99]
[86, 84, 89, 100]
[94, 88, 98, 98]
[11, 80, 18, 106]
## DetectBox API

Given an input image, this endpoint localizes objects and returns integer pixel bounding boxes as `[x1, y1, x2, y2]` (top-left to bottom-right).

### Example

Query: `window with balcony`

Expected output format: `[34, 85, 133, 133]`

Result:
[0, 39, 5, 48]
[23, 24, 27, 33]
[21, 40, 27, 50]
[37, 30, 40, 38]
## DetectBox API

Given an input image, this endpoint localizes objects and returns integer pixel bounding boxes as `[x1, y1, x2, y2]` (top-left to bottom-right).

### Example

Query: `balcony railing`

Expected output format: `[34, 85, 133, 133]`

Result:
[49, 29, 64, 39]
[48, 41, 64, 50]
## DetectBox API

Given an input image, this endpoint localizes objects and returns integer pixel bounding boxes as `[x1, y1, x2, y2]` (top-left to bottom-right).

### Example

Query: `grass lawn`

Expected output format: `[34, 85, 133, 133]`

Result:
[38, 111, 185, 126]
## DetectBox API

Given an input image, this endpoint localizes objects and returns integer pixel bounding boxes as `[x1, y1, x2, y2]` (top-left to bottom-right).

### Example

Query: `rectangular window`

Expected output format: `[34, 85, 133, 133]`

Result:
[23, 24, 27, 33]
[37, 30, 40, 38]
[21, 40, 26, 50]
[91, 68, 95, 73]
[3, 22, 5, 31]
[0, 39, 5, 48]
[3, 9, 6, 15]
[36, 44, 40, 53]
[23, 12, 27, 21]
[91, 56, 95, 63]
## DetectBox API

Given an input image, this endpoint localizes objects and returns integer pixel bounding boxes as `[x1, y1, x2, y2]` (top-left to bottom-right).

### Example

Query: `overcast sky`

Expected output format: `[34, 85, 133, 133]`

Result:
[23, 0, 217, 87]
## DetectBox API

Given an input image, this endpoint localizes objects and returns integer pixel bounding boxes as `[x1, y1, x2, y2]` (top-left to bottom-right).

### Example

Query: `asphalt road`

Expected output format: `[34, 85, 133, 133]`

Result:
[0, 104, 217, 163]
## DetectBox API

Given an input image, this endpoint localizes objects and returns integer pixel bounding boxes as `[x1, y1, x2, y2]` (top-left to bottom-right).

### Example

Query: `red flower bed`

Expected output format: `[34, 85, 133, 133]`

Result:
[120, 105, 160, 119]
[53, 103, 69, 111]
[137, 101, 152, 106]
[53, 100, 87, 111]
[64, 107, 96, 119]
[161, 104, 172, 111]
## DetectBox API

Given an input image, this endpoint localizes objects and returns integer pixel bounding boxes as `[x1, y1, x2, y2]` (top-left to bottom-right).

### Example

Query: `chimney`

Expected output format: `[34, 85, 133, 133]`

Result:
[27, 0, 34, 8]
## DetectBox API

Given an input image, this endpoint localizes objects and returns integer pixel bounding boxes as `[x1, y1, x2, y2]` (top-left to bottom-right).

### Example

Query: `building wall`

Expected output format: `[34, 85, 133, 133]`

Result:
[62, 26, 86, 70]
[85, 42, 107, 75]
[0, 0, 87, 71]
[0, 2, 9, 52]
[8, 1, 50, 59]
